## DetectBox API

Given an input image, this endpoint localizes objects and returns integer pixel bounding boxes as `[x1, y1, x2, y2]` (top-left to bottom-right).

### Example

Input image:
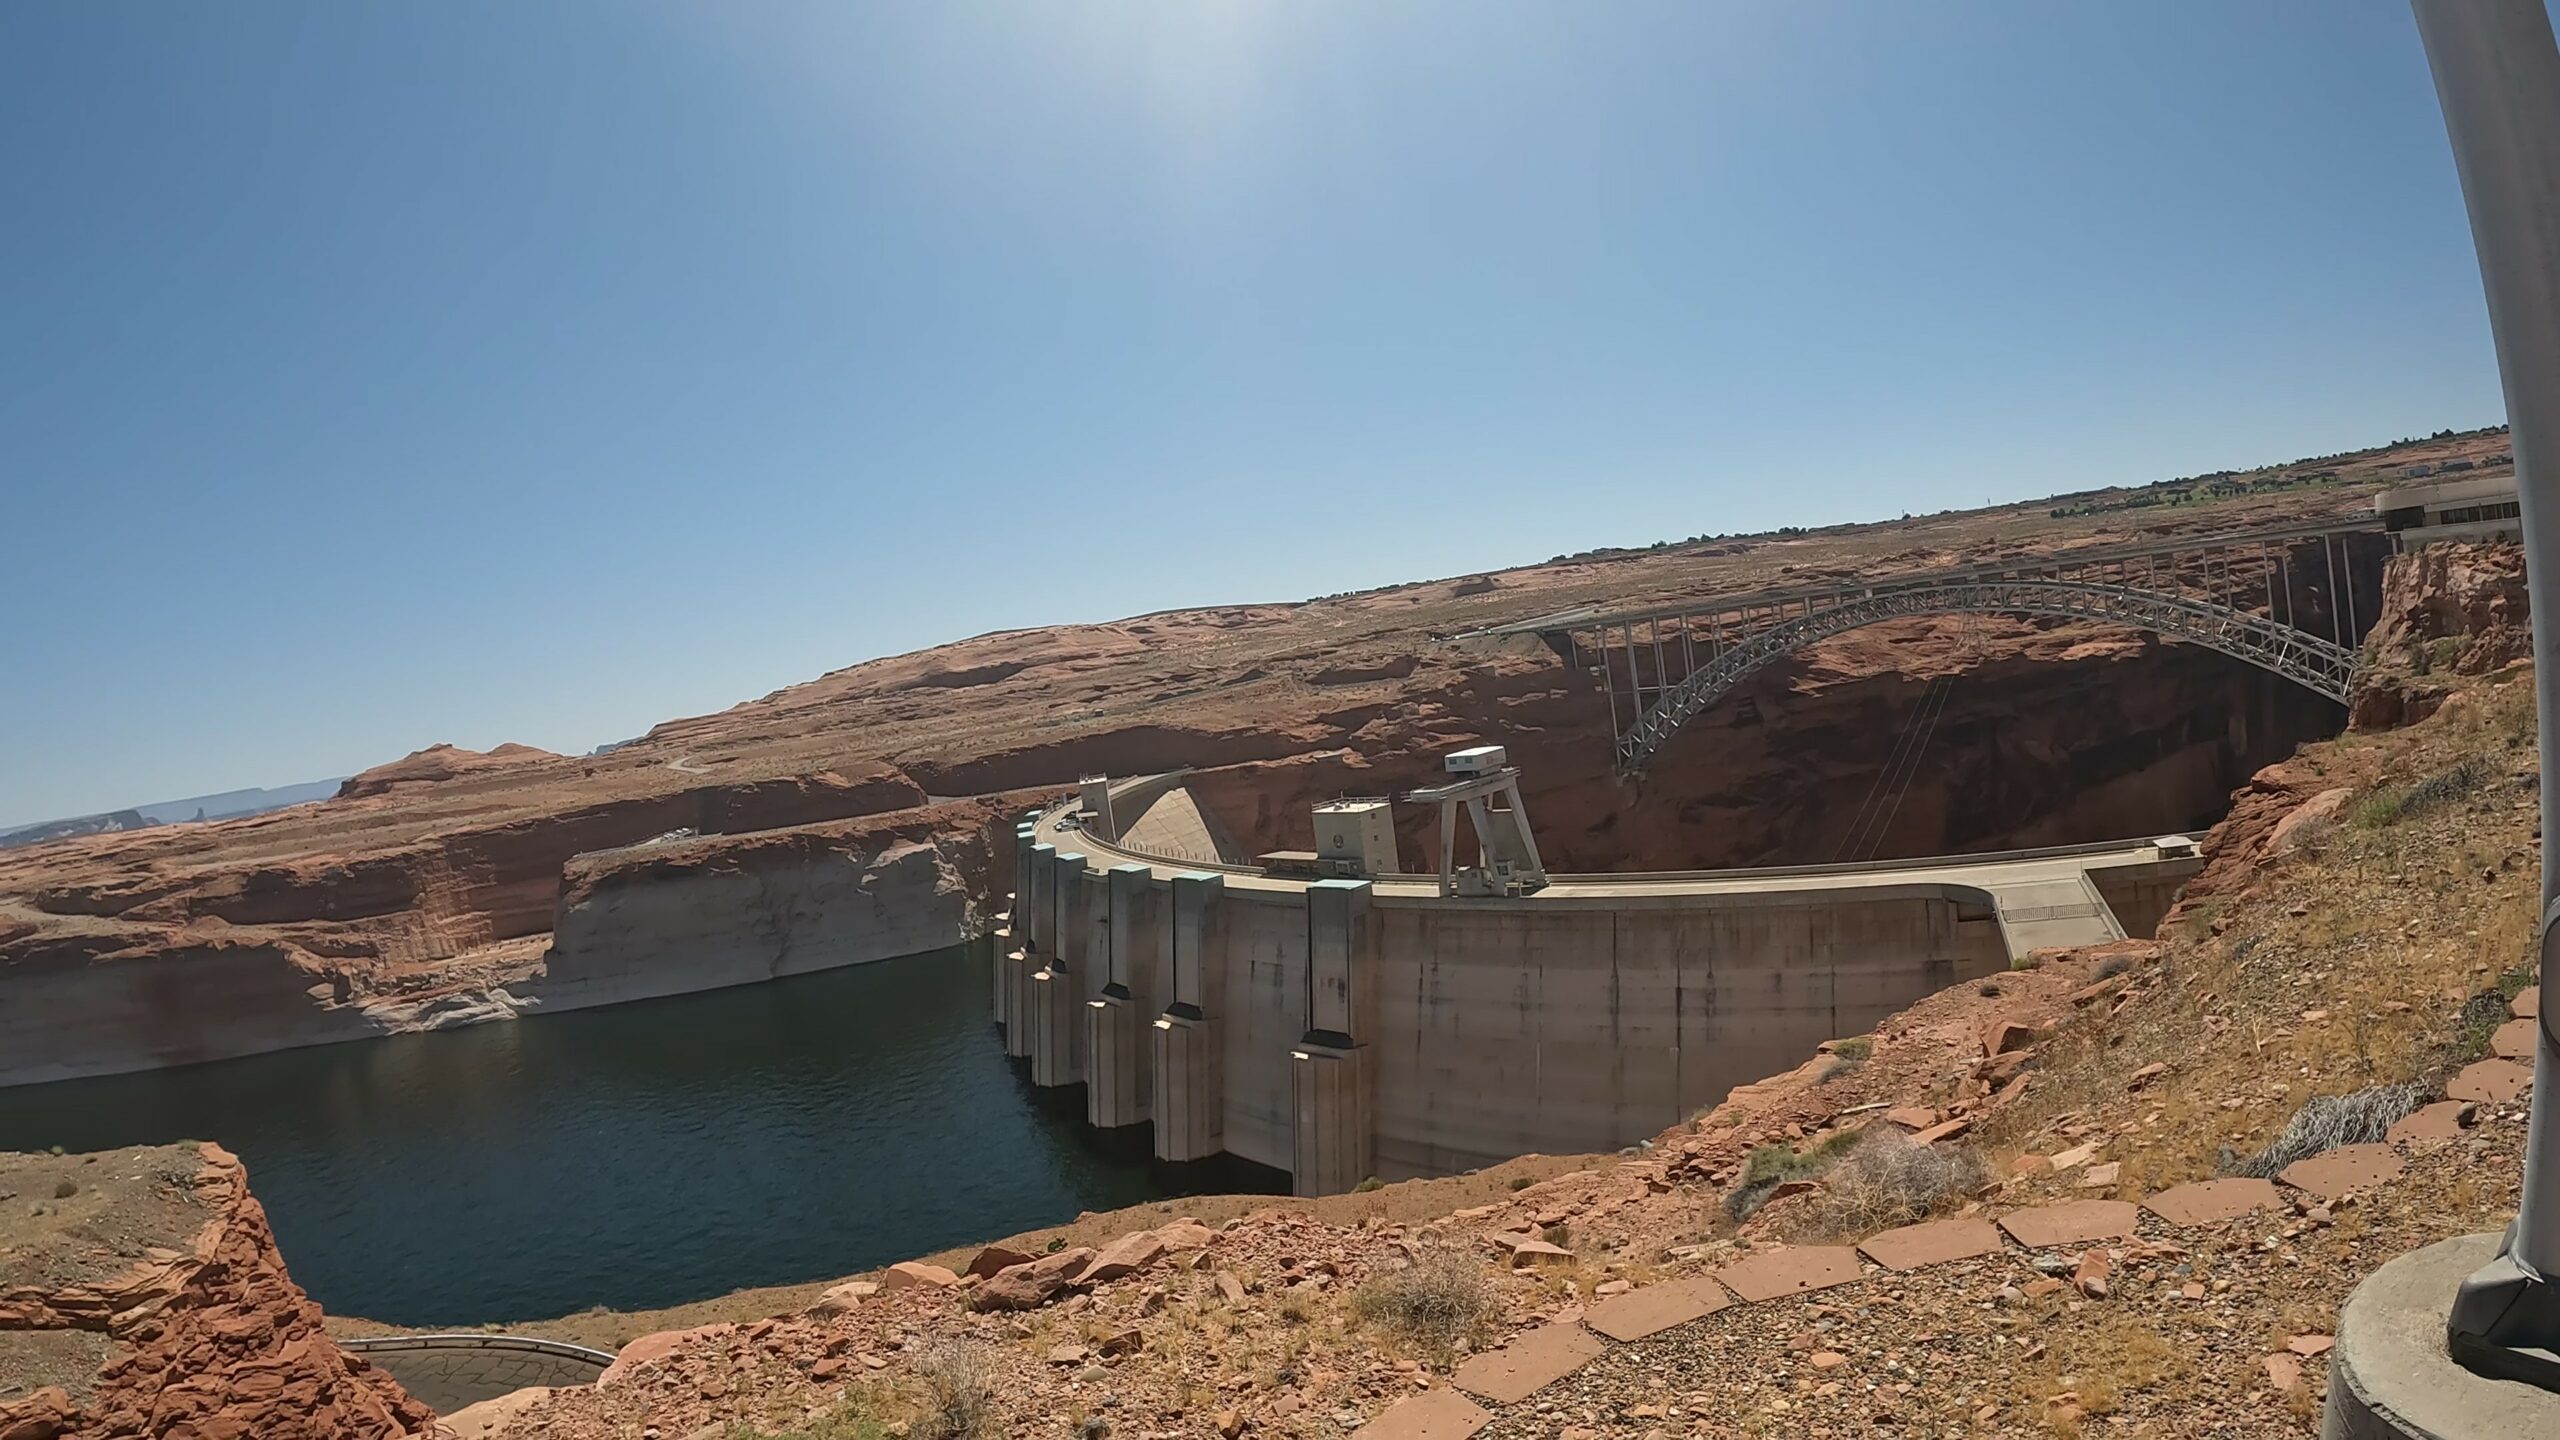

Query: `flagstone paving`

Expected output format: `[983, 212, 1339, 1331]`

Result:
[1351, 1068, 2536, 1440]
[1359, 1386, 1493, 1440]
[1450, 1322, 1606, 1404]
[1855, 1216, 2005, 1271]
[2448, 1057, 2533, 1102]
[2492, 1017, 2538, 1060]
[2276, 1144, 2404, 1203]
[1582, 1276, 1730, 1342]
[2138, 1177, 2280, 1227]
[2386, 1100, 2472, 1145]
[1996, 1199, 2141, 1249]
[1709, 1245, 1863, 1302]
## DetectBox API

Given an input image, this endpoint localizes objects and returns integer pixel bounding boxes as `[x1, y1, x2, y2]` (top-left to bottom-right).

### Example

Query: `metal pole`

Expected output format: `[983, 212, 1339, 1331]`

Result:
[1651, 618, 1670, 705]
[1600, 630, 1621, 756]
[2324, 536, 2343, 646]
[2344, 543, 2361, 646]
[2413, 0, 2560, 1385]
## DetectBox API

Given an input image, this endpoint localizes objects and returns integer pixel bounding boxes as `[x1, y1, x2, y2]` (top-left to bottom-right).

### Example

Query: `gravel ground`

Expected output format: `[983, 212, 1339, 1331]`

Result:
[0, 1142, 210, 1405]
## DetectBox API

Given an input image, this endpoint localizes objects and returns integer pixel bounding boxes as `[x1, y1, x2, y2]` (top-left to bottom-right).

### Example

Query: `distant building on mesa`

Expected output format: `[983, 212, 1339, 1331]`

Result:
[2374, 467, 2521, 547]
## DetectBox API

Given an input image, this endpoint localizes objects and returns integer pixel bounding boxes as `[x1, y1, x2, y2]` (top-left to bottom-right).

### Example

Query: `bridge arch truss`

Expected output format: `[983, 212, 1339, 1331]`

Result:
[1484, 519, 2391, 774]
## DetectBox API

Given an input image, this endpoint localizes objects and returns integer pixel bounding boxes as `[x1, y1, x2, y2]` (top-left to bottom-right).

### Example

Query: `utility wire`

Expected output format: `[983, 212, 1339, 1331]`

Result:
[1828, 686, 1921, 863]
[1860, 669, 1957, 861]
[1831, 669, 1950, 862]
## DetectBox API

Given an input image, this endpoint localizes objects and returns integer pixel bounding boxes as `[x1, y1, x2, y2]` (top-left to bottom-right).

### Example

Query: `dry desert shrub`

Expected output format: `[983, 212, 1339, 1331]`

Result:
[909, 1340, 994, 1440]
[2352, 752, 2496, 829]
[1349, 1248, 1490, 1357]
[2221, 1083, 2423, 1179]
[1781, 1128, 1989, 1241]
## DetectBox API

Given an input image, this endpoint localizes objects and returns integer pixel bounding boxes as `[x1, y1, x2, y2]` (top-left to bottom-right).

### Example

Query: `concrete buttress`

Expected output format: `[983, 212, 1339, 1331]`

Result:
[1086, 864, 1156, 1128]
[1293, 880, 1377, 1194]
[1029, 850, 1087, 1088]
[1152, 872, 1225, 1162]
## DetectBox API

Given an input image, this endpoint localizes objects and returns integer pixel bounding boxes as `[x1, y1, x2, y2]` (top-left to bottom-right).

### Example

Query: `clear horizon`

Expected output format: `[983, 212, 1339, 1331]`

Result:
[1, 2, 2518, 824]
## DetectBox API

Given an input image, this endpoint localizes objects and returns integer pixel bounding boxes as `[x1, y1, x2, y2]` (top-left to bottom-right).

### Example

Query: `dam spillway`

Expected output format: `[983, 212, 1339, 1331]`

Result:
[995, 775, 2200, 1196]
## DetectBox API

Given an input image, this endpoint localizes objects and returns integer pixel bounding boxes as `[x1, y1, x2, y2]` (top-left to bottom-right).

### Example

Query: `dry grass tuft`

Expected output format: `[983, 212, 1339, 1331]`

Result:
[1817, 1036, 1873, 1084]
[1349, 1250, 1490, 1358]
[909, 1340, 994, 1440]
[723, 1388, 894, 1440]
[2221, 1083, 2423, 1179]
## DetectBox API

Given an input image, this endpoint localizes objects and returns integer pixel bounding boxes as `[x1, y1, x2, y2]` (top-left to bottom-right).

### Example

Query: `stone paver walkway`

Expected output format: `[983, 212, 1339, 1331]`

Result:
[1707, 1245, 1861, 1303]
[2276, 1144, 2403, 1203]
[1855, 1217, 2003, 1272]
[1359, 1387, 1494, 1440]
[1354, 1057, 2537, 1440]
[2142, 1177, 2282, 1227]
[1583, 1277, 1730, 1342]
[1450, 1323, 1606, 1404]
[1996, 1199, 2139, 1249]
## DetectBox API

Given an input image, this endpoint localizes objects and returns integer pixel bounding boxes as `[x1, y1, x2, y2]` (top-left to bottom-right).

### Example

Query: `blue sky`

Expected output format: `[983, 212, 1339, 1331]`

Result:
[0, 1, 2511, 825]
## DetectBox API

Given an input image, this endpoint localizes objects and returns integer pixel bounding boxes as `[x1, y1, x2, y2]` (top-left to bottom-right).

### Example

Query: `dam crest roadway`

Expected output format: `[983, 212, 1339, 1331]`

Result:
[992, 770, 2201, 1199]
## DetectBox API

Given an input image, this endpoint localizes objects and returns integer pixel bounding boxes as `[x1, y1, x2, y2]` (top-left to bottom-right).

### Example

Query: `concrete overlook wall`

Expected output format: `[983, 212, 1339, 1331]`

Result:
[993, 787, 2198, 1195]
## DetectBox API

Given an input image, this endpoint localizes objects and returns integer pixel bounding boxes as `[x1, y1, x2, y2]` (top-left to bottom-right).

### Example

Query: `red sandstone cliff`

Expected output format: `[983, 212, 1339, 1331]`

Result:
[0, 431, 2509, 1083]
[0, 1143, 442, 1440]
[2350, 539, 2534, 730]
[0, 764, 1004, 1085]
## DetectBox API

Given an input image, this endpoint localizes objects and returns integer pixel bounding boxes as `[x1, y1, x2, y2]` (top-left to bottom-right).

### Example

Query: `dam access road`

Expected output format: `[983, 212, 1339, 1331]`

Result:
[995, 773, 2198, 1197]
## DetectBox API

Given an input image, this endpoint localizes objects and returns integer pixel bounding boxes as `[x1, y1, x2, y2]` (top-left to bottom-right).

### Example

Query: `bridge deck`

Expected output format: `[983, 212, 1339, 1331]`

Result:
[1474, 512, 2387, 638]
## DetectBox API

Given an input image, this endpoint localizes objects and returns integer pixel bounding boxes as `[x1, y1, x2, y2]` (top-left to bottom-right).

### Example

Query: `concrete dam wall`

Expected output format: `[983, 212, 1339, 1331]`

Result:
[993, 788, 2199, 1194]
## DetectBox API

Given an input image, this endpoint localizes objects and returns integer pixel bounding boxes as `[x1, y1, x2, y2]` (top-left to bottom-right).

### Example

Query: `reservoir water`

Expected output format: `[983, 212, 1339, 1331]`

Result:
[0, 942, 1281, 1326]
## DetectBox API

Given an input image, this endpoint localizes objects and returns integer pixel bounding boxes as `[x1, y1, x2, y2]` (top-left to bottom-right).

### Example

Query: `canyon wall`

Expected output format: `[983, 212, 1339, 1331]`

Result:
[537, 801, 1007, 1010]
[0, 773, 1018, 1086]
[2350, 539, 2534, 730]
[0, 931, 399, 1089]
[8, 468, 2472, 1088]
[0, 1142, 442, 1439]
[1161, 620, 2343, 875]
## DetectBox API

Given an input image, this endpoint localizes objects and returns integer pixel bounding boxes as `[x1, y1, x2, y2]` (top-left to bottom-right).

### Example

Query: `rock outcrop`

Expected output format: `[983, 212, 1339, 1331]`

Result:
[338, 744, 562, 801]
[0, 1143, 442, 1439]
[0, 769, 1005, 1085]
[2350, 540, 2531, 731]
[535, 801, 1003, 1010]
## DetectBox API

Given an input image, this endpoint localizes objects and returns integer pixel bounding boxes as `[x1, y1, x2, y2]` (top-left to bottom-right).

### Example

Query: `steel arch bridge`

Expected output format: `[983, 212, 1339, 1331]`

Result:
[1473, 517, 2390, 774]
[1610, 576, 2356, 769]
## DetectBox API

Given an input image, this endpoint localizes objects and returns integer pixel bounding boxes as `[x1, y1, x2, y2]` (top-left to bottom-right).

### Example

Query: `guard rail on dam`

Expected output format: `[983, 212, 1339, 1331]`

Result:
[989, 780, 2199, 1196]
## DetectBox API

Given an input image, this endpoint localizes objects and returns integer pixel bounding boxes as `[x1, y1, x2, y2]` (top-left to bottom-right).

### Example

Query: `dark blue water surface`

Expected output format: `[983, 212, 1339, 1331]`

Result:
[0, 942, 1279, 1326]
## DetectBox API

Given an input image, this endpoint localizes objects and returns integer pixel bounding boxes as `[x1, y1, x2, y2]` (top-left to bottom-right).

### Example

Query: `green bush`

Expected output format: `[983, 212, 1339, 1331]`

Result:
[1725, 1129, 1863, 1222]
